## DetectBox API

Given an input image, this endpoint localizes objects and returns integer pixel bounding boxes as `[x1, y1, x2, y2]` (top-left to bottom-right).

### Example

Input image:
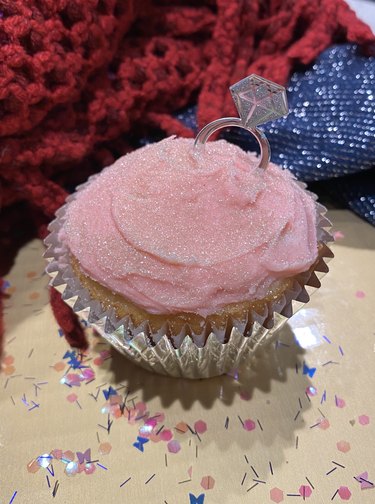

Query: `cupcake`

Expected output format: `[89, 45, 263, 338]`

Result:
[45, 75, 333, 378]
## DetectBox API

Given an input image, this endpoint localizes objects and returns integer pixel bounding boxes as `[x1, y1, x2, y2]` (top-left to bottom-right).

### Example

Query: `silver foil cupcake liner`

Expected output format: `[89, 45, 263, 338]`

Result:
[44, 177, 333, 379]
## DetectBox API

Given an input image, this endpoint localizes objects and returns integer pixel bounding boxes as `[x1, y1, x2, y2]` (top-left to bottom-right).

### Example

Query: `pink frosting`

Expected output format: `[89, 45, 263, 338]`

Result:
[60, 137, 318, 316]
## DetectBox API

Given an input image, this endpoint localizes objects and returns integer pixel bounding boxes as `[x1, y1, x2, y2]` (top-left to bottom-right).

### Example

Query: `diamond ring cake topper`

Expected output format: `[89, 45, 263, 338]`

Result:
[195, 74, 289, 169]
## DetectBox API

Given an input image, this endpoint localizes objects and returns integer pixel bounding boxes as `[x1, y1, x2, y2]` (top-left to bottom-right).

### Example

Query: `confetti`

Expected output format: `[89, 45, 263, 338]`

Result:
[194, 420, 207, 434]
[270, 487, 284, 503]
[337, 486, 351, 500]
[167, 440, 181, 454]
[355, 472, 374, 490]
[200, 476, 215, 490]
[120, 477, 131, 488]
[8, 491, 17, 504]
[133, 437, 149, 452]
[358, 415, 370, 426]
[355, 290, 366, 299]
[189, 494, 205, 504]
[243, 419, 256, 431]
[299, 485, 312, 498]
[336, 441, 351, 453]
[303, 363, 316, 378]
[99, 442, 112, 455]
[333, 231, 345, 240]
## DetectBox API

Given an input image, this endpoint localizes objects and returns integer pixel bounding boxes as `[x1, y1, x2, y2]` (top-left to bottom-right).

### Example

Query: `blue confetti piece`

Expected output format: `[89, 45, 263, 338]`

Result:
[323, 335, 332, 344]
[133, 436, 149, 452]
[67, 356, 82, 369]
[189, 493, 205, 504]
[63, 350, 77, 360]
[103, 386, 117, 400]
[303, 363, 316, 378]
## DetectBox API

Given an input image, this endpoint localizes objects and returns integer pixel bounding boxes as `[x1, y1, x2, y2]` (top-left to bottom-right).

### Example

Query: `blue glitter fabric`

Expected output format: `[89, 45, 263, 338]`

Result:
[171, 45, 375, 225]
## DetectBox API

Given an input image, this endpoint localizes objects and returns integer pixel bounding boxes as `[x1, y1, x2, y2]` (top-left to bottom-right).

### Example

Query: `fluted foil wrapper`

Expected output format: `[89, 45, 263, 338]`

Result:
[44, 176, 333, 379]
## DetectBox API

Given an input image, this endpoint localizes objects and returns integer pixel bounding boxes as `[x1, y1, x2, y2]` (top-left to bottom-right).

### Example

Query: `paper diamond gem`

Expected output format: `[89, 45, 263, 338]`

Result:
[230, 74, 288, 127]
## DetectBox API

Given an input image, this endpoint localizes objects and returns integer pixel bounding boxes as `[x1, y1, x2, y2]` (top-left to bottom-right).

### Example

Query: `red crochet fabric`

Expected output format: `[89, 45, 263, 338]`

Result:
[0, 0, 374, 354]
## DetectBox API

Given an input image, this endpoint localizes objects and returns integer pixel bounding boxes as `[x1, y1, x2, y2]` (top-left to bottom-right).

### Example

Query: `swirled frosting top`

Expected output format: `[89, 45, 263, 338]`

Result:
[60, 137, 318, 316]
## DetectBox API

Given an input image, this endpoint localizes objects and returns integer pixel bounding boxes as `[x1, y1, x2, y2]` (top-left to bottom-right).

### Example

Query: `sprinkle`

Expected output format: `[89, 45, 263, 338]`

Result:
[10, 396, 15, 405]
[46, 475, 51, 488]
[326, 467, 337, 475]
[296, 436, 299, 449]
[241, 473, 247, 486]
[52, 480, 59, 498]
[244, 455, 249, 464]
[257, 419, 263, 431]
[8, 491, 17, 504]
[269, 461, 274, 475]
[339, 346, 344, 356]
[28, 348, 34, 358]
[286, 493, 301, 497]
[270, 488, 284, 502]
[305, 477, 314, 489]
[165, 454, 168, 467]
[224, 417, 229, 429]
[332, 461, 345, 468]
[299, 485, 312, 499]
[238, 415, 244, 426]
[145, 473, 156, 484]
[323, 335, 332, 344]
[294, 410, 300, 421]
[247, 483, 259, 492]
[318, 408, 326, 418]
[179, 479, 192, 484]
[253, 479, 266, 484]
[251, 466, 259, 478]
[196, 445, 199, 458]
[321, 390, 327, 404]
[97, 463, 108, 470]
[120, 477, 131, 487]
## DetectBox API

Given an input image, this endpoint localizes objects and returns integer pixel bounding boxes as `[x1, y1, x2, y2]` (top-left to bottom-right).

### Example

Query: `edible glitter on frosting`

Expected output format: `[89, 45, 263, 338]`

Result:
[60, 137, 318, 316]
